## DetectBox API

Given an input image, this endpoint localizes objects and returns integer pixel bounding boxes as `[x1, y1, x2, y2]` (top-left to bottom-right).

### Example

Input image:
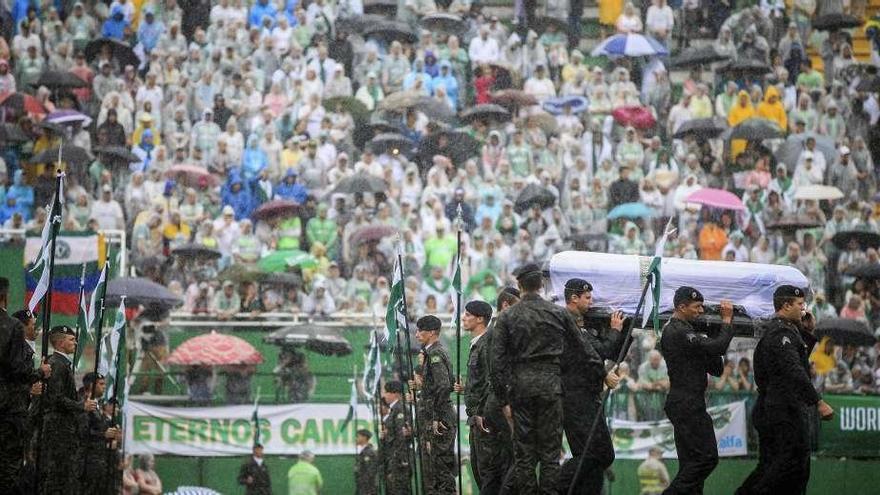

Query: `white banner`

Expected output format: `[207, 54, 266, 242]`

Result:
[609, 401, 748, 459]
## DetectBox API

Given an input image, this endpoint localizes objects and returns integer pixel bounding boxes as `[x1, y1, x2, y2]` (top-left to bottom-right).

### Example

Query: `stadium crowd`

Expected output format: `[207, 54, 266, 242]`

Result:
[0, 0, 879, 402]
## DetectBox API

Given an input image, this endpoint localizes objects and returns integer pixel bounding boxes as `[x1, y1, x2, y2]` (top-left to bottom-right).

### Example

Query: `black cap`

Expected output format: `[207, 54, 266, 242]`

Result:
[513, 263, 542, 281]
[384, 380, 403, 394]
[564, 278, 593, 294]
[416, 315, 442, 332]
[11, 309, 34, 324]
[356, 429, 373, 439]
[83, 372, 104, 386]
[465, 300, 493, 320]
[500, 287, 521, 298]
[48, 325, 76, 337]
[774, 285, 805, 298]
[673, 286, 704, 308]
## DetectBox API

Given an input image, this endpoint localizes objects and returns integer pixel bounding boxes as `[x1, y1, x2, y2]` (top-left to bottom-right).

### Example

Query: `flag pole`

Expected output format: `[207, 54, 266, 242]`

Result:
[73, 262, 87, 368]
[454, 205, 464, 495]
[91, 244, 112, 400]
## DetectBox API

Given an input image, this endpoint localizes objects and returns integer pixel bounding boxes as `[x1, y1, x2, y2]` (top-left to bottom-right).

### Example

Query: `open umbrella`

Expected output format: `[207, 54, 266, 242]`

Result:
[607, 202, 654, 220]
[368, 132, 414, 154]
[673, 118, 728, 139]
[32, 70, 88, 89]
[420, 13, 467, 35]
[105, 277, 184, 307]
[816, 318, 876, 347]
[846, 263, 880, 279]
[793, 185, 845, 201]
[460, 104, 511, 124]
[265, 326, 353, 356]
[686, 188, 745, 211]
[668, 46, 730, 69]
[765, 216, 825, 232]
[330, 172, 388, 194]
[168, 331, 264, 366]
[492, 89, 539, 108]
[323, 96, 370, 122]
[351, 224, 397, 246]
[363, 20, 417, 44]
[488, 62, 521, 86]
[165, 164, 219, 187]
[365, 119, 400, 135]
[856, 76, 880, 93]
[260, 272, 303, 287]
[253, 199, 299, 221]
[775, 134, 838, 170]
[45, 109, 92, 127]
[379, 92, 455, 122]
[527, 111, 559, 135]
[0, 124, 28, 143]
[218, 264, 263, 283]
[363, 0, 397, 15]
[612, 106, 656, 130]
[286, 251, 319, 269]
[591, 33, 669, 57]
[85, 37, 140, 68]
[725, 118, 785, 141]
[717, 59, 772, 78]
[92, 145, 140, 163]
[0, 92, 46, 115]
[336, 14, 388, 35]
[832, 231, 880, 250]
[514, 184, 556, 213]
[171, 243, 222, 260]
[534, 15, 569, 34]
[813, 13, 863, 31]
[30, 144, 93, 167]
[542, 96, 589, 115]
[258, 250, 313, 273]
[418, 130, 481, 164]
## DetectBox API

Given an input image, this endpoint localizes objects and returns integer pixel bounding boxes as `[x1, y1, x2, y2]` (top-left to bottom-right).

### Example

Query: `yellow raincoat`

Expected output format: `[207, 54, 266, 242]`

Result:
[727, 90, 755, 160]
[756, 86, 788, 131]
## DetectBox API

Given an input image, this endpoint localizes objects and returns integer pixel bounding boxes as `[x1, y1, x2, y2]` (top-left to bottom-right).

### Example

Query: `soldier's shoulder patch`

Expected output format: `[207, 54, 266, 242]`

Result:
[685, 332, 698, 343]
[431, 355, 441, 364]
[397, 413, 404, 419]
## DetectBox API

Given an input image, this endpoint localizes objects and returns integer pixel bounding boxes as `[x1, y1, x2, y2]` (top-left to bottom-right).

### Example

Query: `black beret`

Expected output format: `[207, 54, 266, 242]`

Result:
[465, 300, 493, 320]
[356, 429, 373, 439]
[774, 285, 805, 299]
[83, 372, 104, 385]
[416, 315, 442, 331]
[11, 309, 34, 324]
[513, 263, 542, 280]
[384, 380, 403, 393]
[673, 286, 704, 308]
[501, 287, 521, 298]
[48, 325, 76, 337]
[564, 278, 593, 293]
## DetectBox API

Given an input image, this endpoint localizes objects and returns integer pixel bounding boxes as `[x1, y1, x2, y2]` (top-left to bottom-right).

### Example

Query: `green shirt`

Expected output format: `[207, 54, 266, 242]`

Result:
[796, 70, 824, 91]
[288, 461, 323, 495]
[424, 235, 457, 269]
[306, 217, 338, 249]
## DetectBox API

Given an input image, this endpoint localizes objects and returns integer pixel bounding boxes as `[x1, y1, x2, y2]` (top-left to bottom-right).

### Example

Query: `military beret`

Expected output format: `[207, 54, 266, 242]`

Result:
[465, 301, 493, 320]
[384, 380, 403, 393]
[356, 429, 373, 439]
[416, 315, 442, 332]
[500, 287, 521, 298]
[513, 263, 542, 281]
[673, 286, 704, 308]
[48, 325, 76, 337]
[774, 285, 805, 299]
[83, 372, 104, 386]
[564, 278, 593, 293]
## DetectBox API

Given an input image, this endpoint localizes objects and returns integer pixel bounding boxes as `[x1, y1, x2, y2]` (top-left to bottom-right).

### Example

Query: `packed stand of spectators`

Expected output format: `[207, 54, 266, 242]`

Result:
[1, 0, 880, 402]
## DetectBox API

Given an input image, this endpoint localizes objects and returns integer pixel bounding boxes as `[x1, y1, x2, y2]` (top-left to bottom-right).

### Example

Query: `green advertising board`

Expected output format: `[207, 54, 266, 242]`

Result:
[818, 394, 880, 457]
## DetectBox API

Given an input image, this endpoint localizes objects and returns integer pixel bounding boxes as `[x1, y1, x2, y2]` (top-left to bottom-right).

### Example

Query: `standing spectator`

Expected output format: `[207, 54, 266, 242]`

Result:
[637, 447, 670, 495]
[288, 451, 323, 495]
[238, 443, 272, 495]
[134, 454, 163, 495]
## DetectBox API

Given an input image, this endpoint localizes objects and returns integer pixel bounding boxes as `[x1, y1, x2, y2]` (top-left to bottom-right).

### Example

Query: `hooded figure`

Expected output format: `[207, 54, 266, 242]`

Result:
[4, 170, 34, 221]
[242, 135, 269, 181]
[222, 170, 254, 220]
[101, 5, 130, 40]
[728, 90, 755, 159]
[431, 60, 459, 109]
[756, 86, 787, 131]
[615, 221, 647, 255]
[275, 168, 308, 203]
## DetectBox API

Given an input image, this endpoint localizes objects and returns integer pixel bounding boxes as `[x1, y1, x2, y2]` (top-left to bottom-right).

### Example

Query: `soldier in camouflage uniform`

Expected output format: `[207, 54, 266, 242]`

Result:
[354, 429, 378, 495]
[491, 264, 609, 494]
[78, 373, 120, 495]
[415, 315, 457, 495]
[40, 325, 97, 495]
[380, 381, 412, 494]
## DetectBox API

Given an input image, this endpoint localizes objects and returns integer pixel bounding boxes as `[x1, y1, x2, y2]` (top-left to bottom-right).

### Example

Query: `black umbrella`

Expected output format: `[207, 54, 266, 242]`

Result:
[460, 104, 511, 124]
[418, 130, 481, 164]
[265, 326, 353, 356]
[856, 76, 880, 93]
[514, 184, 556, 213]
[812, 13, 863, 31]
[105, 277, 184, 308]
[668, 46, 730, 69]
[336, 14, 388, 35]
[35, 120, 70, 136]
[363, 0, 397, 16]
[725, 118, 785, 141]
[420, 13, 467, 36]
[330, 171, 388, 194]
[93, 145, 140, 163]
[833, 231, 880, 250]
[171, 243, 222, 260]
[717, 59, 772, 78]
[816, 318, 876, 347]
[366, 119, 400, 135]
[0, 123, 28, 143]
[323, 96, 370, 122]
[368, 132, 414, 154]
[85, 37, 140, 68]
[259, 272, 303, 287]
[765, 216, 824, 232]
[32, 70, 88, 89]
[363, 21, 417, 44]
[846, 263, 880, 279]
[380, 92, 457, 122]
[30, 144, 93, 167]
[673, 118, 728, 139]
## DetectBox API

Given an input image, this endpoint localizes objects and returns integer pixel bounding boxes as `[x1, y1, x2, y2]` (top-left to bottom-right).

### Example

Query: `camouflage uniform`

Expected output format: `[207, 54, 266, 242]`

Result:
[354, 442, 378, 495]
[39, 351, 83, 495]
[477, 322, 515, 495]
[381, 399, 412, 494]
[421, 341, 457, 494]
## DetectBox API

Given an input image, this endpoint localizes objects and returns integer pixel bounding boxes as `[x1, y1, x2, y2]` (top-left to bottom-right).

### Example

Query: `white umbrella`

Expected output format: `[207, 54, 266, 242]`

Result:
[591, 34, 669, 57]
[793, 185, 845, 201]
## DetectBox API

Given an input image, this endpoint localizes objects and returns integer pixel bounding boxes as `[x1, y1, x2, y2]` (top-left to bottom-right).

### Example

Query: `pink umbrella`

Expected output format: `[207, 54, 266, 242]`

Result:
[167, 330, 263, 366]
[686, 188, 745, 211]
[165, 164, 220, 188]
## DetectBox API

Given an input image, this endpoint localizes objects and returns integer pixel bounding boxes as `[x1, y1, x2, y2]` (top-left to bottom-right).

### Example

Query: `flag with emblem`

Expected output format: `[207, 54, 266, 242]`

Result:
[73, 263, 89, 369]
[341, 367, 358, 432]
[643, 217, 676, 330]
[385, 255, 406, 348]
[362, 328, 382, 397]
[25, 231, 104, 315]
[102, 300, 126, 403]
[26, 174, 64, 313]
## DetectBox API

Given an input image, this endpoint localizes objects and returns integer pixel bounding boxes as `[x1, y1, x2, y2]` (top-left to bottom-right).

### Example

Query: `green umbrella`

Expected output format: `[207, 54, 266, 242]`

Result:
[258, 250, 309, 273]
[218, 264, 263, 282]
[285, 251, 319, 269]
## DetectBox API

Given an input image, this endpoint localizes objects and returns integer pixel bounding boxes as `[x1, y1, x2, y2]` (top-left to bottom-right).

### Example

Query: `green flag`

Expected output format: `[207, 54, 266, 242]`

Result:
[103, 300, 126, 404]
[341, 367, 358, 432]
[252, 392, 261, 446]
[73, 264, 88, 369]
[385, 256, 406, 347]
[643, 218, 676, 331]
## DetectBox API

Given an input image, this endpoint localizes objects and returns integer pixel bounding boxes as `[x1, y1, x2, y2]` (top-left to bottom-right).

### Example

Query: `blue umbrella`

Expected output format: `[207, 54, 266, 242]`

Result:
[607, 202, 655, 220]
[542, 96, 589, 115]
[591, 34, 669, 57]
